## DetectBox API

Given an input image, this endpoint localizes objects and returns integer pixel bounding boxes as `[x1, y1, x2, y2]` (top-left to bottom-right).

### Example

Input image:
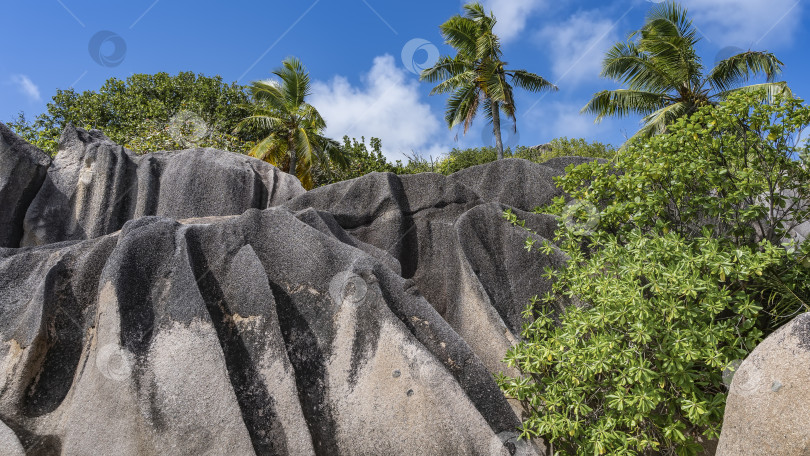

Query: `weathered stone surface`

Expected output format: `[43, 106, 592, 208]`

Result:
[540, 156, 610, 173]
[283, 172, 567, 389]
[0, 419, 25, 456]
[21, 124, 304, 247]
[447, 158, 563, 212]
[0, 209, 539, 455]
[717, 312, 810, 455]
[0, 125, 575, 454]
[0, 123, 51, 248]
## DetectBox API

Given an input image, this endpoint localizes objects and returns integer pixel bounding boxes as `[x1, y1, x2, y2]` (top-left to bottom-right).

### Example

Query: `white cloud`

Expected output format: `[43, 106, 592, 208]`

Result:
[536, 11, 619, 86]
[680, 0, 802, 47]
[310, 55, 443, 161]
[480, 0, 548, 43]
[10, 75, 41, 102]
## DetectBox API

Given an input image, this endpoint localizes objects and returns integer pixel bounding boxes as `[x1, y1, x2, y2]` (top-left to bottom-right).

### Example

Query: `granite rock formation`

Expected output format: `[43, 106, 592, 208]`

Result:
[717, 312, 810, 455]
[0, 124, 589, 455]
[0, 123, 51, 249]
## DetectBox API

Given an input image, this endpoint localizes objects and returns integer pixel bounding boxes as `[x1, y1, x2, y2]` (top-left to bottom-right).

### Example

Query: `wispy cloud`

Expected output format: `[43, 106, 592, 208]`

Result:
[535, 10, 620, 86]
[479, 0, 548, 43]
[310, 55, 443, 161]
[681, 0, 803, 47]
[10, 75, 42, 102]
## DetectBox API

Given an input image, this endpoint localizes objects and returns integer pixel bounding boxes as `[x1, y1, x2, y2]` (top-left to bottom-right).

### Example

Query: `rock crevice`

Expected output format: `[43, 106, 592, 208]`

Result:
[0, 123, 610, 455]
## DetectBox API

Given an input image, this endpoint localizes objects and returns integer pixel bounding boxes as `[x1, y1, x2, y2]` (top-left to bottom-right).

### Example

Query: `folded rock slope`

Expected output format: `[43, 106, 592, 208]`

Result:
[0, 124, 588, 455]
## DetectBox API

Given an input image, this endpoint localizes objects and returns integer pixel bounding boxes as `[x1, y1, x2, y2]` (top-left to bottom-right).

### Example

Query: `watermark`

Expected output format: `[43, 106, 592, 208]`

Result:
[96, 343, 134, 381]
[401, 38, 439, 75]
[329, 271, 368, 305]
[722, 358, 762, 396]
[714, 46, 746, 66]
[88, 31, 127, 68]
[482, 127, 520, 151]
[168, 110, 210, 148]
[560, 199, 601, 235]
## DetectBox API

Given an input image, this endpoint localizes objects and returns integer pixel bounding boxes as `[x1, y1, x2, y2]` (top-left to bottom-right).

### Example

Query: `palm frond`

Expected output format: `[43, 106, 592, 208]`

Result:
[247, 80, 287, 111]
[463, 2, 487, 21]
[581, 89, 668, 122]
[300, 103, 327, 131]
[428, 70, 476, 95]
[637, 100, 691, 137]
[420, 55, 470, 84]
[643, 1, 698, 44]
[602, 41, 674, 93]
[509, 70, 558, 93]
[321, 137, 349, 169]
[445, 83, 479, 132]
[249, 135, 286, 164]
[707, 51, 784, 93]
[440, 16, 479, 58]
[275, 56, 311, 107]
[713, 82, 791, 103]
[233, 114, 285, 134]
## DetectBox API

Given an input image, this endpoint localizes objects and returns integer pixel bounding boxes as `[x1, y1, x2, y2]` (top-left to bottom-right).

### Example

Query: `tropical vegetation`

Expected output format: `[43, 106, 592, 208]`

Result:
[421, 2, 557, 160]
[8, 72, 253, 155]
[500, 90, 810, 455]
[582, 1, 788, 143]
[234, 57, 349, 189]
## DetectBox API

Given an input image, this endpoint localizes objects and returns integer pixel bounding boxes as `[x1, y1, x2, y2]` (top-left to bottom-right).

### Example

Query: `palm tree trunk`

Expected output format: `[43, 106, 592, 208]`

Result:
[492, 101, 504, 160]
[288, 136, 298, 178]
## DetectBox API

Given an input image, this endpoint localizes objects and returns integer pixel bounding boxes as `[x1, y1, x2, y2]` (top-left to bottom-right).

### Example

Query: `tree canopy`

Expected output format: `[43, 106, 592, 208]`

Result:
[235, 57, 348, 189]
[9, 72, 255, 156]
[421, 2, 557, 160]
[582, 1, 788, 143]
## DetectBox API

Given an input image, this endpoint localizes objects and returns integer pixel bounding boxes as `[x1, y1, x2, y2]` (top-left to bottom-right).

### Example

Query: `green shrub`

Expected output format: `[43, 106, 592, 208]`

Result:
[313, 136, 396, 186]
[499, 90, 810, 455]
[6, 112, 58, 154]
[394, 152, 443, 175]
[499, 224, 781, 455]
[436, 146, 499, 174]
[8, 72, 253, 156]
[427, 138, 616, 176]
[514, 137, 616, 163]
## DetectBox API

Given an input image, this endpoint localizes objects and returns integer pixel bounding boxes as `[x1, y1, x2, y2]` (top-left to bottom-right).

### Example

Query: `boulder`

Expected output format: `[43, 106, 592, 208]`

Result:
[717, 312, 810, 455]
[447, 158, 563, 212]
[540, 156, 610, 173]
[0, 123, 51, 248]
[21, 124, 304, 246]
[284, 171, 566, 385]
[0, 209, 538, 455]
[0, 126, 572, 454]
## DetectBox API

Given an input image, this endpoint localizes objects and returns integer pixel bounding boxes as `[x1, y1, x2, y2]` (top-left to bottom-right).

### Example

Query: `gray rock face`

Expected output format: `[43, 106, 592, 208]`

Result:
[447, 158, 564, 212]
[717, 312, 810, 455]
[0, 123, 51, 248]
[21, 124, 304, 247]
[283, 174, 565, 384]
[0, 124, 575, 454]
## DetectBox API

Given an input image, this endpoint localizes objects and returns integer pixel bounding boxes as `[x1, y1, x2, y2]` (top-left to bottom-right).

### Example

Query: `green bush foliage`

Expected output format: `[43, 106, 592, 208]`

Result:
[527, 137, 616, 163]
[312, 136, 397, 186]
[498, 90, 810, 455]
[8, 72, 254, 156]
[435, 147, 499, 174]
[6, 112, 58, 154]
[429, 138, 616, 175]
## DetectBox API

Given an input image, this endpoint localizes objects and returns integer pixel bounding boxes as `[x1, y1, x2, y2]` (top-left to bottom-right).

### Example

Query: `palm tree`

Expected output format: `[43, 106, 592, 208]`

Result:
[582, 1, 788, 143]
[235, 57, 347, 189]
[421, 2, 557, 160]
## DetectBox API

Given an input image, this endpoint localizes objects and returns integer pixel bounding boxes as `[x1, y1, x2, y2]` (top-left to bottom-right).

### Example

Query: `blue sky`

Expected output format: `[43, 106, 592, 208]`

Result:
[1, 0, 807, 161]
